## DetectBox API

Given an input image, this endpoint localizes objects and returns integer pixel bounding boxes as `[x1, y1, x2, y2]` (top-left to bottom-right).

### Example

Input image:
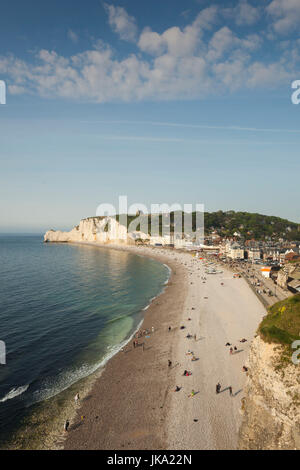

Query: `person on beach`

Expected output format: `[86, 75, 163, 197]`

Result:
[216, 383, 221, 394]
[168, 326, 171, 332]
[74, 393, 80, 405]
[189, 389, 195, 398]
[234, 346, 237, 352]
[64, 420, 70, 432]
[229, 386, 233, 396]
[168, 360, 172, 367]
[243, 366, 248, 372]
[229, 347, 233, 355]
[151, 326, 154, 333]
[175, 385, 180, 392]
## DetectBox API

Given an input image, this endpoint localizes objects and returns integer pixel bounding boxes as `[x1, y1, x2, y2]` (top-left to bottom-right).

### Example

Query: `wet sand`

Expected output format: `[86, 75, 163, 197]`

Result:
[63, 245, 266, 450]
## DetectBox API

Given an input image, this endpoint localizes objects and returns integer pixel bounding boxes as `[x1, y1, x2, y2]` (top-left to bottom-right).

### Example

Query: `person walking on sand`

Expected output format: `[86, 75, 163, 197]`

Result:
[64, 419, 70, 432]
[74, 393, 80, 405]
[229, 386, 233, 396]
[189, 389, 195, 398]
[216, 383, 221, 394]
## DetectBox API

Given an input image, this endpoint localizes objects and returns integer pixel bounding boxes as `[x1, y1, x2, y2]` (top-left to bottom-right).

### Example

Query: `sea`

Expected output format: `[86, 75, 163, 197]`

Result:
[0, 235, 169, 449]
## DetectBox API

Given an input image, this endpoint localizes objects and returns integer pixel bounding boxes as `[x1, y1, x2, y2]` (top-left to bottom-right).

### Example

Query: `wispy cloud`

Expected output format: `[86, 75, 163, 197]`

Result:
[67, 29, 79, 43]
[89, 134, 294, 145]
[103, 2, 137, 42]
[81, 120, 300, 134]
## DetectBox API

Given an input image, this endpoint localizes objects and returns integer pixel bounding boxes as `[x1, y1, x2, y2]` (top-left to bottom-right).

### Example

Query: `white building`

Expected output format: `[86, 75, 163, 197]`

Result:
[227, 243, 244, 260]
[247, 249, 261, 261]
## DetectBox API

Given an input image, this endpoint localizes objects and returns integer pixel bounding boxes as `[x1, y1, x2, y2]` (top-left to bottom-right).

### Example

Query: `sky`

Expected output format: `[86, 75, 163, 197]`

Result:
[0, 0, 300, 232]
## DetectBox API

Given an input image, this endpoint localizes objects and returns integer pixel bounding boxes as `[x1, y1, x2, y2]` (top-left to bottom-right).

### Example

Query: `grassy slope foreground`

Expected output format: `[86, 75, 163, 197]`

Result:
[258, 294, 300, 368]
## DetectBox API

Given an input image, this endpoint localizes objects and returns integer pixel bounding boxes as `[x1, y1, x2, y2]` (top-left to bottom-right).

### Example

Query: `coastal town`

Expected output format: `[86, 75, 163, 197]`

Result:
[130, 219, 300, 303]
[44, 212, 300, 305]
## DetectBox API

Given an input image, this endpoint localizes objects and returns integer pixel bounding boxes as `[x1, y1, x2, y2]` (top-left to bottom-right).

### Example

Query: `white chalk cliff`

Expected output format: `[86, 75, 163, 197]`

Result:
[239, 336, 300, 449]
[44, 217, 131, 245]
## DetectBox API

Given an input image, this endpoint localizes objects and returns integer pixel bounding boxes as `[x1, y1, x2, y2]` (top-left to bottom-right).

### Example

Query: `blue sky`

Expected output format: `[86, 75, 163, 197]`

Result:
[0, 0, 300, 232]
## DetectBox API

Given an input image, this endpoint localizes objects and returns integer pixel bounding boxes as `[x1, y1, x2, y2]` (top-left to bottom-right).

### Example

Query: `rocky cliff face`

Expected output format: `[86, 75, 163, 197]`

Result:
[277, 264, 300, 289]
[239, 336, 300, 449]
[44, 217, 132, 245]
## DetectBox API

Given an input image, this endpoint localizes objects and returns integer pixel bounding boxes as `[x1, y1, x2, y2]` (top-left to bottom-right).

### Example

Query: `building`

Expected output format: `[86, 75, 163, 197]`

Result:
[227, 242, 244, 260]
[149, 235, 171, 246]
[261, 266, 272, 278]
[287, 279, 300, 293]
[247, 249, 261, 261]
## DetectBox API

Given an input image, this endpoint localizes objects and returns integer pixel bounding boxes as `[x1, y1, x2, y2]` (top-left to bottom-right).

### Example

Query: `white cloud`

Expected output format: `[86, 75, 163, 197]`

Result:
[103, 3, 137, 42]
[234, 0, 260, 26]
[207, 27, 261, 62]
[267, 0, 300, 34]
[0, 3, 299, 103]
[138, 7, 217, 57]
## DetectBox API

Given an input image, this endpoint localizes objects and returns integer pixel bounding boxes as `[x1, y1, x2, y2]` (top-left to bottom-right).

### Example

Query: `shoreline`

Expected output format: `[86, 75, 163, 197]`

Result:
[62, 243, 266, 450]
[64, 243, 187, 450]
[2, 242, 174, 450]
[5, 241, 267, 450]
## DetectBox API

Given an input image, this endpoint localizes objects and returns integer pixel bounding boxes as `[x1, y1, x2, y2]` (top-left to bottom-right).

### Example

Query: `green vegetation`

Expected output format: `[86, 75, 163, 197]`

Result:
[259, 294, 300, 345]
[203, 210, 300, 240]
[84, 211, 300, 240]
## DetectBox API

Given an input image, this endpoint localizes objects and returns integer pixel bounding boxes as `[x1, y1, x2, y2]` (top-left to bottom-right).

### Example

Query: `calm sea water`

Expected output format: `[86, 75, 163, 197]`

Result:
[0, 236, 169, 446]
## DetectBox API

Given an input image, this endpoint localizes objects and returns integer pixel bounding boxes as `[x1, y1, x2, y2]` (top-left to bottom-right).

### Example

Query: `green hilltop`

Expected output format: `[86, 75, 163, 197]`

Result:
[87, 211, 300, 240]
[114, 210, 300, 240]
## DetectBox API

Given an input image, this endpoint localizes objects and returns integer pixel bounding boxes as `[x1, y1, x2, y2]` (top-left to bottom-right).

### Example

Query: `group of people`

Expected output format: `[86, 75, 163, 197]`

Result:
[216, 383, 233, 396]
[226, 339, 249, 371]
[135, 327, 152, 339]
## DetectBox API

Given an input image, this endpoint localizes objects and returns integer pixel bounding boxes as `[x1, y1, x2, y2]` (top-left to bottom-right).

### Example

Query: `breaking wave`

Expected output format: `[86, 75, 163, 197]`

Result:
[0, 385, 29, 403]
